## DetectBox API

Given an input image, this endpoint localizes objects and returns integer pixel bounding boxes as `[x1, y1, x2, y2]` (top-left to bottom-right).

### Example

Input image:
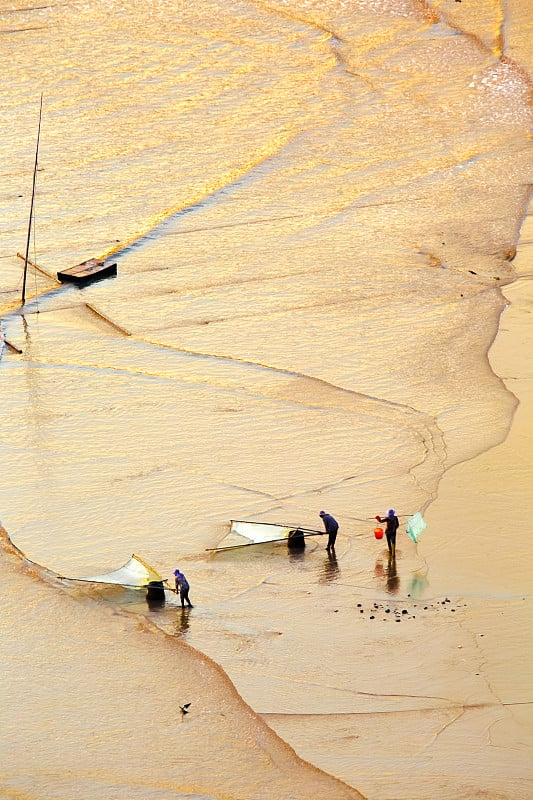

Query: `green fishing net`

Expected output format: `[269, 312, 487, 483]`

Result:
[406, 512, 427, 543]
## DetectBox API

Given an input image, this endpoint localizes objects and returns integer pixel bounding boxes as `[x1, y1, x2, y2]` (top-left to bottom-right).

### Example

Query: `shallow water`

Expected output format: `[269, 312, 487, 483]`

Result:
[1, 0, 531, 797]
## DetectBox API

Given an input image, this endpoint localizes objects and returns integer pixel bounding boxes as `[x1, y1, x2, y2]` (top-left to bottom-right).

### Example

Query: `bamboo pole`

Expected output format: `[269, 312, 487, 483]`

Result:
[2, 338, 23, 354]
[22, 93, 43, 306]
[16, 252, 58, 281]
[85, 303, 131, 336]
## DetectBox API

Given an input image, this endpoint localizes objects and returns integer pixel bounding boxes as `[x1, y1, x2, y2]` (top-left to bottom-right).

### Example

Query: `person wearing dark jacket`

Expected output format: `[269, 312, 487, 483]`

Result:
[319, 511, 339, 552]
[376, 510, 399, 555]
[173, 569, 193, 608]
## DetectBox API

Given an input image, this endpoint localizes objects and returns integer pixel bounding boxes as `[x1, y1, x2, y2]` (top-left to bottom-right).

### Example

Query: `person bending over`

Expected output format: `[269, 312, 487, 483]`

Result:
[173, 569, 193, 608]
[319, 510, 339, 552]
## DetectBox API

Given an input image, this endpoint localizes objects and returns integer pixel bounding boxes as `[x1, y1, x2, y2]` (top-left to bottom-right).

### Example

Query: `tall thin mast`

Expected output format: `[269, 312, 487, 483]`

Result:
[22, 93, 43, 307]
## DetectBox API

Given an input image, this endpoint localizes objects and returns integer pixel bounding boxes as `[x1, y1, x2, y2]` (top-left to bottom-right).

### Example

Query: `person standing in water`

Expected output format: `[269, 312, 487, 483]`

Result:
[376, 509, 399, 556]
[319, 510, 339, 552]
[173, 569, 193, 608]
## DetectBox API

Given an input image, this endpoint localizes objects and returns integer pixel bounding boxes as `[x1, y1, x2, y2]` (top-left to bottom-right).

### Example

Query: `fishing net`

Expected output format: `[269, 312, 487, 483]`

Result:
[406, 512, 427, 543]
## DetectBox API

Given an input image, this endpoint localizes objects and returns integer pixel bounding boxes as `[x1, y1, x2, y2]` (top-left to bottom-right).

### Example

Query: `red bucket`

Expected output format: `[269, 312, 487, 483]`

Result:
[374, 527, 384, 540]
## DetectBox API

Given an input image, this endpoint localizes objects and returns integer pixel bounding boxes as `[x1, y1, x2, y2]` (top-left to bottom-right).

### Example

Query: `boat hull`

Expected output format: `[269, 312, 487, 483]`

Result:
[57, 258, 117, 286]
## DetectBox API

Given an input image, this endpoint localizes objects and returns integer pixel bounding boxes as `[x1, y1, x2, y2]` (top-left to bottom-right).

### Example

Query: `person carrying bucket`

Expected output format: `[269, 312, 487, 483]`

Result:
[376, 509, 399, 556]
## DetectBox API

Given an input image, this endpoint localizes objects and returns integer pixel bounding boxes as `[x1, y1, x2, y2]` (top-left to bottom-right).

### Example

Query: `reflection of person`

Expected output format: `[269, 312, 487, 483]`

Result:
[319, 510, 339, 552]
[386, 553, 399, 595]
[374, 555, 400, 594]
[175, 607, 191, 637]
[173, 569, 193, 608]
[320, 550, 340, 584]
[376, 509, 399, 556]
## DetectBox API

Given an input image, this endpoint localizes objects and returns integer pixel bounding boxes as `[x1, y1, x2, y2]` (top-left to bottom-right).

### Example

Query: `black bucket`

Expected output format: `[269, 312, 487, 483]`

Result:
[287, 529, 305, 550]
[146, 580, 166, 608]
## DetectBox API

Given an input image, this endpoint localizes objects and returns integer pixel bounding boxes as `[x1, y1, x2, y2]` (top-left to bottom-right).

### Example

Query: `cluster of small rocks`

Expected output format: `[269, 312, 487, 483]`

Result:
[350, 596, 465, 621]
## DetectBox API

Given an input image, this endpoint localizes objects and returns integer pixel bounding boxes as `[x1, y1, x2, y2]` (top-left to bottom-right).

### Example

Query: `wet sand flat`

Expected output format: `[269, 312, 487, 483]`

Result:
[263, 207, 533, 798]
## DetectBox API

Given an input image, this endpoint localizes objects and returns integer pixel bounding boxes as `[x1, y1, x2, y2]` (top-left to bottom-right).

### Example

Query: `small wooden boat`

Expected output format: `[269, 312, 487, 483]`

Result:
[20, 96, 118, 299]
[57, 257, 117, 286]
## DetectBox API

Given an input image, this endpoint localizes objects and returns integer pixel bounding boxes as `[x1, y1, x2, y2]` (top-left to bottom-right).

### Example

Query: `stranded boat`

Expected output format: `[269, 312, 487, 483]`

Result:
[57, 257, 117, 286]
[20, 95, 117, 302]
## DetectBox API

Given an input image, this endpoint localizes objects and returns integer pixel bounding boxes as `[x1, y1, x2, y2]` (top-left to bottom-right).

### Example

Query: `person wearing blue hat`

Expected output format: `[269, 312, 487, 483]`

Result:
[173, 569, 193, 608]
[375, 509, 399, 556]
[319, 510, 339, 552]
